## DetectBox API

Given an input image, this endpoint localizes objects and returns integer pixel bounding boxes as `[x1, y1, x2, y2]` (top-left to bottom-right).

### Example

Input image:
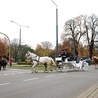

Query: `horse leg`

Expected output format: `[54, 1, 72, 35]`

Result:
[96, 64, 98, 69]
[3, 64, 5, 70]
[31, 65, 36, 73]
[47, 65, 53, 72]
[31, 61, 38, 73]
[95, 64, 97, 69]
[3, 64, 6, 70]
[44, 63, 48, 73]
[44, 65, 47, 73]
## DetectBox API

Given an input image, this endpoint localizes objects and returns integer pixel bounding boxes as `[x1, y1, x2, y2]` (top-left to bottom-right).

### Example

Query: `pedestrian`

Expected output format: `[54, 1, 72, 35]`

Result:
[10, 58, 12, 67]
[0, 56, 2, 70]
[2, 55, 8, 70]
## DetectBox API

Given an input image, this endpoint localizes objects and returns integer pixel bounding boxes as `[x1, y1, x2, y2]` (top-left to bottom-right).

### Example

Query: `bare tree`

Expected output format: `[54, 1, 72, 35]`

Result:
[41, 41, 53, 49]
[82, 14, 98, 58]
[63, 17, 83, 56]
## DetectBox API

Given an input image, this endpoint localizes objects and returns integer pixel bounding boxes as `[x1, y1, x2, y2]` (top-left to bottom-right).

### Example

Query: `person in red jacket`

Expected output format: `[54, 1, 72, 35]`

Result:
[10, 59, 12, 67]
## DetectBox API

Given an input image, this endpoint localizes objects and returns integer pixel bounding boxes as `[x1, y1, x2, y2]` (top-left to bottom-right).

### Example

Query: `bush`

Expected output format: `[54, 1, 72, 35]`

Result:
[17, 62, 31, 65]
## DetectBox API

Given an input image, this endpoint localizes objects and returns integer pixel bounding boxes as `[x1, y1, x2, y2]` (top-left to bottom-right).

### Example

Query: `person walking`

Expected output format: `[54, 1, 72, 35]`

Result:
[10, 58, 12, 67]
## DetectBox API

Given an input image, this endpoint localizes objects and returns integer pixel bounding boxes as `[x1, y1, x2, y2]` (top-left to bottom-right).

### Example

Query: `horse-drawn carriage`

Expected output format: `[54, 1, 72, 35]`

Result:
[55, 56, 89, 72]
[25, 51, 89, 73]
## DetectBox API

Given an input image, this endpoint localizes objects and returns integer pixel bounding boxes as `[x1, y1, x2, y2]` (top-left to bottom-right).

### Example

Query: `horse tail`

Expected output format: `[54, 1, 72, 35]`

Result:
[51, 58, 56, 66]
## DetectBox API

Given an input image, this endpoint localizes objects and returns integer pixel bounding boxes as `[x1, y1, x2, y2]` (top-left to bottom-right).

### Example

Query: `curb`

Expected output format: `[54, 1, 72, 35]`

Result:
[78, 84, 98, 98]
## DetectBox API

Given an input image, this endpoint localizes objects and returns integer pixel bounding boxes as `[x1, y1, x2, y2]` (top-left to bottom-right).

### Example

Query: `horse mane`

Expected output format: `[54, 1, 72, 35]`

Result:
[28, 51, 36, 56]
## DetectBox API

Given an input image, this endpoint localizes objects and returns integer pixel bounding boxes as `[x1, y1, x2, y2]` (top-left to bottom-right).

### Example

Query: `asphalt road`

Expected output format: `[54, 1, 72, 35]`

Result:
[0, 65, 98, 98]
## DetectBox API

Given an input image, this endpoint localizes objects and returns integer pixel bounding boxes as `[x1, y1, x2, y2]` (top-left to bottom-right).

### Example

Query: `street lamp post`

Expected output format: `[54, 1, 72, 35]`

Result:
[51, 0, 58, 57]
[11, 20, 29, 64]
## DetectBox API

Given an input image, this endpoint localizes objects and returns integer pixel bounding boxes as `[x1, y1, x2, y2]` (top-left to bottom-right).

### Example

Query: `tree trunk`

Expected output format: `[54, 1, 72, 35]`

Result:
[89, 39, 94, 59]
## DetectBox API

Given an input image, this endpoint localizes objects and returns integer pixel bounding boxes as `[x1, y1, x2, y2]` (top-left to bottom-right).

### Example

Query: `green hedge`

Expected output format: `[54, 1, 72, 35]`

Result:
[17, 62, 31, 65]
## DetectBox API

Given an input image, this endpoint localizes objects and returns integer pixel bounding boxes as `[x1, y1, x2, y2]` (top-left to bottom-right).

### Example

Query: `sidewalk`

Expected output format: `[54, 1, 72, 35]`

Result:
[78, 84, 98, 98]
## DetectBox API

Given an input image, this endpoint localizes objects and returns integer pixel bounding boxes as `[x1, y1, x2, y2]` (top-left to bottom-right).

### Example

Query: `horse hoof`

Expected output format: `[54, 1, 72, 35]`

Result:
[35, 71, 38, 73]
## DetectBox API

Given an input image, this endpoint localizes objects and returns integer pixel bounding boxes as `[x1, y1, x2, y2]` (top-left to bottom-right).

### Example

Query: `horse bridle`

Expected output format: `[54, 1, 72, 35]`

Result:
[26, 53, 40, 62]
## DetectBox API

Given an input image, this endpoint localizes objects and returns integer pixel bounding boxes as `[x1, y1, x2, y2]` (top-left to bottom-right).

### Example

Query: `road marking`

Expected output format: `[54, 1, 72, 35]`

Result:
[45, 75, 55, 78]
[0, 83, 11, 86]
[23, 78, 38, 82]
[27, 72, 31, 73]
[60, 73, 67, 75]
[18, 72, 25, 74]
[10, 73, 15, 75]
[4, 74, 9, 76]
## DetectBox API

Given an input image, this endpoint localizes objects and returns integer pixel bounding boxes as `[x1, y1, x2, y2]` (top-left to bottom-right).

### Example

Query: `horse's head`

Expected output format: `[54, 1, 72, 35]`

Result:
[25, 51, 30, 58]
[25, 51, 37, 60]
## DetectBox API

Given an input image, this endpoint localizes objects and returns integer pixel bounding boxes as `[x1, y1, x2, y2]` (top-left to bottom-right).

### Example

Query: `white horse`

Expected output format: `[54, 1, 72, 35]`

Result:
[25, 51, 56, 73]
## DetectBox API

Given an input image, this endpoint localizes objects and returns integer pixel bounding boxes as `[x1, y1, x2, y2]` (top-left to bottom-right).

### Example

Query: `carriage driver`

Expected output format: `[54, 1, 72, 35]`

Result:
[60, 49, 69, 62]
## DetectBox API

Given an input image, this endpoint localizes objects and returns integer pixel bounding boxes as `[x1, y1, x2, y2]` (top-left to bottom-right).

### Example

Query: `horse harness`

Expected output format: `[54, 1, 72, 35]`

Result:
[26, 53, 40, 62]
[33, 55, 47, 66]
[26, 52, 47, 67]
[33, 55, 40, 63]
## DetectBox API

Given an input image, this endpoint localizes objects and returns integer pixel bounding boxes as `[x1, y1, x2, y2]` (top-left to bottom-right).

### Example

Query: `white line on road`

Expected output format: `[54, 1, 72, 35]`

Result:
[0, 83, 11, 86]
[18, 72, 25, 74]
[3, 74, 9, 76]
[23, 78, 38, 82]
[45, 75, 55, 78]
[27, 72, 31, 73]
[10, 73, 15, 75]
[60, 73, 67, 75]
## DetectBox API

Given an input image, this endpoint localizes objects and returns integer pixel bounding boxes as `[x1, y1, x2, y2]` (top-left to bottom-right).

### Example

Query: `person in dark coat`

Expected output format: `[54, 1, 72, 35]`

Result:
[2, 55, 8, 70]
[61, 49, 69, 62]
[0, 56, 2, 71]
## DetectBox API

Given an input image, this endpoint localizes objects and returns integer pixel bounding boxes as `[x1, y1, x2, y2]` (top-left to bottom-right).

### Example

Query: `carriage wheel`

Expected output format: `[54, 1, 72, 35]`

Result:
[61, 65, 69, 72]
[55, 65, 63, 72]
[82, 61, 89, 71]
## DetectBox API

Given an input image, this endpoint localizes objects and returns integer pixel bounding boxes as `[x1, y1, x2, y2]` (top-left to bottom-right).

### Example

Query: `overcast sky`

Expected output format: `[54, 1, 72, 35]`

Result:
[0, 0, 97, 49]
